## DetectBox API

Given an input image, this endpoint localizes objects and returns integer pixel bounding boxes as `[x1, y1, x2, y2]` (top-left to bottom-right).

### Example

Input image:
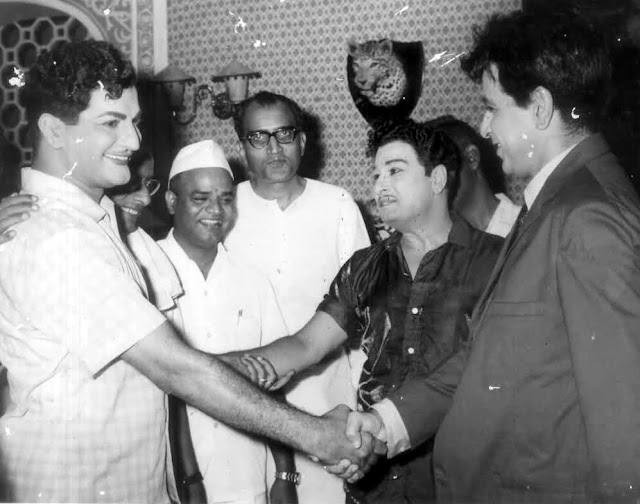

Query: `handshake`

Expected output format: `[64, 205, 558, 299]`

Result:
[221, 352, 389, 483]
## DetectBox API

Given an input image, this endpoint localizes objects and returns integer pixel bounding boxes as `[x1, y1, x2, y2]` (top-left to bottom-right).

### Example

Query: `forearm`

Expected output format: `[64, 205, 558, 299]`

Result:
[223, 311, 347, 377]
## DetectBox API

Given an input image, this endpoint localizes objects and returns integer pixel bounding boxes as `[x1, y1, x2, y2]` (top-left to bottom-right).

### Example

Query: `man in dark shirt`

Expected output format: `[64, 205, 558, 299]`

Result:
[226, 119, 503, 503]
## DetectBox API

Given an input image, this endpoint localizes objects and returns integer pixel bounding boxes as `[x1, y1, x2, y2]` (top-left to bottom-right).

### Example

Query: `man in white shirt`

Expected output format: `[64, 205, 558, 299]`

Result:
[0, 40, 377, 503]
[158, 139, 295, 504]
[428, 115, 521, 238]
[225, 91, 371, 503]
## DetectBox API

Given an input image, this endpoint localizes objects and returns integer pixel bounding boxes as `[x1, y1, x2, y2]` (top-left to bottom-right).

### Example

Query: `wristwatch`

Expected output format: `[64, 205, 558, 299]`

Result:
[275, 471, 301, 485]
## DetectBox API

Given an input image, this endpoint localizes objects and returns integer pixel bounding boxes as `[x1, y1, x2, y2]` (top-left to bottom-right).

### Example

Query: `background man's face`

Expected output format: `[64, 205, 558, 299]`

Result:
[239, 103, 306, 187]
[169, 168, 236, 251]
[61, 87, 141, 193]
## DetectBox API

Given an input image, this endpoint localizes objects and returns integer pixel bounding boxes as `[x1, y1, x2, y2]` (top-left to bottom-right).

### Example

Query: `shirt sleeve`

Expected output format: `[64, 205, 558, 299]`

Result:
[12, 227, 167, 375]
[317, 258, 361, 347]
[336, 192, 371, 267]
[556, 201, 640, 500]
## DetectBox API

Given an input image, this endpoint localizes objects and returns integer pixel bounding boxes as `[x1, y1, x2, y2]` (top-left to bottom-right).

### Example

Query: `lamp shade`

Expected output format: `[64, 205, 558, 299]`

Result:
[151, 65, 197, 112]
[212, 60, 261, 103]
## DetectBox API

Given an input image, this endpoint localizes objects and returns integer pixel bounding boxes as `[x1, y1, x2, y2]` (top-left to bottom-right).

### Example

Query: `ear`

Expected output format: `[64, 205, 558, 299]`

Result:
[431, 164, 448, 195]
[379, 39, 393, 55]
[465, 144, 481, 171]
[298, 131, 307, 157]
[347, 37, 359, 56]
[38, 113, 66, 149]
[530, 86, 554, 130]
[236, 140, 247, 163]
[165, 189, 177, 216]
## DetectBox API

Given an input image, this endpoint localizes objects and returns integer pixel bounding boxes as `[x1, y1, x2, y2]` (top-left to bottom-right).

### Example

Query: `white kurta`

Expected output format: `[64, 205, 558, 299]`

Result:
[158, 231, 288, 504]
[224, 178, 371, 504]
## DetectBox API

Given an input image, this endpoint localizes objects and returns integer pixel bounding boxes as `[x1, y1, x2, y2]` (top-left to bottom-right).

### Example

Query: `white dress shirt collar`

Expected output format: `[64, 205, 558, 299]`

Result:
[523, 143, 578, 209]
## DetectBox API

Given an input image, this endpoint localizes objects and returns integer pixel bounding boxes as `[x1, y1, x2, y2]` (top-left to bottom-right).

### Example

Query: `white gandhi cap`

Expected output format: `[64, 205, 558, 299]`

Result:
[168, 139, 233, 182]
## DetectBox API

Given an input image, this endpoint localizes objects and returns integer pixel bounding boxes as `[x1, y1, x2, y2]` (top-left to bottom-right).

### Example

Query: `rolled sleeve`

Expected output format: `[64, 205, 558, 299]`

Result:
[317, 259, 359, 345]
[371, 398, 412, 458]
[14, 228, 166, 375]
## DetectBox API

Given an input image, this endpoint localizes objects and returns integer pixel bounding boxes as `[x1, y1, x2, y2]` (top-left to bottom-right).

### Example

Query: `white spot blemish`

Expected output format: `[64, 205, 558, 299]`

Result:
[228, 11, 247, 33]
[253, 40, 266, 48]
[394, 5, 409, 15]
[429, 50, 448, 63]
[63, 162, 77, 181]
[442, 52, 466, 66]
[4, 427, 10, 436]
[103, 8, 111, 15]
[571, 107, 580, 119]
[521, 132, 528, 139]
[8, 67, 25, 88]
[75, 137, 84, 144]
[489, 385, 501, 391]
[97, 80, 105, 91]
[99, 491, 106, 496]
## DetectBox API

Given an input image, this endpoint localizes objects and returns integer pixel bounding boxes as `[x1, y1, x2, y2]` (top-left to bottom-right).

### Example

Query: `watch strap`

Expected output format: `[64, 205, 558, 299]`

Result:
[275, 471, 301, 485]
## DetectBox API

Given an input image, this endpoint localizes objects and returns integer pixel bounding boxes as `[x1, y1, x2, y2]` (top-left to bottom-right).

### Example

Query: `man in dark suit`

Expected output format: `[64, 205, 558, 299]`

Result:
[346, 8, 640, 502]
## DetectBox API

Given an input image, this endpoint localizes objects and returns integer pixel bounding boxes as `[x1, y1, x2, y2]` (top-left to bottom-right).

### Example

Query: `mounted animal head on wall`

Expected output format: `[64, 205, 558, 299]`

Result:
[346, 37, 424, 124]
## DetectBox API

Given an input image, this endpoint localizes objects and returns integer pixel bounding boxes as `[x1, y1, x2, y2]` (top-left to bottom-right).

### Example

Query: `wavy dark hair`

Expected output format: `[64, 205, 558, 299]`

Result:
[367, 118, 462, 206]
[22, 40, 136, 150]
[461, 8, 611, 134]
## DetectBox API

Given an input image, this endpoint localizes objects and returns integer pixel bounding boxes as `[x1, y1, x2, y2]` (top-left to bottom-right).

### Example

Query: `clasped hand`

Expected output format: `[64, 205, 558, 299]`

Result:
[222, 353, 389, 482]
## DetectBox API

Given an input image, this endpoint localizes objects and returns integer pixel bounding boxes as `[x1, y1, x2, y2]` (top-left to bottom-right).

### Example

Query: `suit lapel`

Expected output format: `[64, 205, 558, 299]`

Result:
[470, 134, 610, 330]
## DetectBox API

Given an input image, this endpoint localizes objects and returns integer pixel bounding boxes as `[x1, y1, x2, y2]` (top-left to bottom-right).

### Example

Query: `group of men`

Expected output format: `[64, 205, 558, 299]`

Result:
[1, 6, 640, 504]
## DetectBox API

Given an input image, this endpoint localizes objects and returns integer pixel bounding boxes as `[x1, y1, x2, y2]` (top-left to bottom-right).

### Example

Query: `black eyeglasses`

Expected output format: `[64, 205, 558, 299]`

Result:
[113, 175, 161, 197]
[242, 126, 299, 149]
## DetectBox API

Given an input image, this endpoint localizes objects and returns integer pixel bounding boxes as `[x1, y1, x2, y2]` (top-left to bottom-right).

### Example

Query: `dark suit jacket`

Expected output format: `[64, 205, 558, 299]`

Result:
[389, 134, 640, 502]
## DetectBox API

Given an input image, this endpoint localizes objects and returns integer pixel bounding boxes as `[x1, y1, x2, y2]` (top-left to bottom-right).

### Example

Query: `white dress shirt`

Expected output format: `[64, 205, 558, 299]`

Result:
[158, 231, 288, 503]
[224, 178, 370, 504]
[485, 193, 521, 238]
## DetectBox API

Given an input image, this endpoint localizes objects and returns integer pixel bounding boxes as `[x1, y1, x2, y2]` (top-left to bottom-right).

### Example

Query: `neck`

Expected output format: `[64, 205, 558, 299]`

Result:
[32, 152, 104, 203]
[250, 176, 306, 210]
[174, 231, 218, 278]
[530, 126, 588, 178]
[456, 187, 499, 231]
[399, 206, 453, 253]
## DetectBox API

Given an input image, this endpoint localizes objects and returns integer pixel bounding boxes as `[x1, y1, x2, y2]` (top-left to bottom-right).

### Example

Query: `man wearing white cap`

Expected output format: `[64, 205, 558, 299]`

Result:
[158, 139, 296, 504]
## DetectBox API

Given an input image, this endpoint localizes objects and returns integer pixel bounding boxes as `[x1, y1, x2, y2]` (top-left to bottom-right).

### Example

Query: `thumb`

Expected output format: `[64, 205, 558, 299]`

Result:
[345, 412, 364, 449]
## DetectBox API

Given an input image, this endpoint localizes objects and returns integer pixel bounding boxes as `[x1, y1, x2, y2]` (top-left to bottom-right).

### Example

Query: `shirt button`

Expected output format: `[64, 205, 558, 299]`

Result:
[411, 307, 419, 315]
[407, 347, 415, 355]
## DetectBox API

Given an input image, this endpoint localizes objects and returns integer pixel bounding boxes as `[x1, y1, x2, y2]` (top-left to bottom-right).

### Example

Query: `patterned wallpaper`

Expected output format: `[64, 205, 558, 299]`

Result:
[167, 0, 526, 204]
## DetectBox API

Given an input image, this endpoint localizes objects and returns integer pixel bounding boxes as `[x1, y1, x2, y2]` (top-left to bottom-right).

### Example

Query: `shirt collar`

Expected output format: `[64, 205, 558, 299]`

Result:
[21, 167, 108, 222]
[163, 228, 228, 279]
[523, 143, 578, 209]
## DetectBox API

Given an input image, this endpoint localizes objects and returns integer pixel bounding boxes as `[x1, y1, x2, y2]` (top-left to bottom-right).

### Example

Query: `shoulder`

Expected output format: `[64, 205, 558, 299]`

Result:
[305, 179, 358, 203]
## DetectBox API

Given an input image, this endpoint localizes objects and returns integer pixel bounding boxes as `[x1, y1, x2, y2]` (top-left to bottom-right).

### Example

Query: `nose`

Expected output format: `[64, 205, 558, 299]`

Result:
[266, 134, 283, 154]
[121, 121, 141, 152]
[480, 111, 492, 139]
[373, 172, 388, 194]
[133, 187, 151, 208]
[206, 198, 223, 215]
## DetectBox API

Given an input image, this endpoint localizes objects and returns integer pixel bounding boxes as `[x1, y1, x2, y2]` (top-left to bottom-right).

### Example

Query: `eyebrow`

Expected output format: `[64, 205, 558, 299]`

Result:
[96, 111, 143, 121]
[384, 158, 409, 165]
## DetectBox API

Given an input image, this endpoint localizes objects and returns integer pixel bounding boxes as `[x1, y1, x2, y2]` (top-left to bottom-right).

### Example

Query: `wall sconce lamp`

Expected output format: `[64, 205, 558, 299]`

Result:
[151, 61, 261, 125]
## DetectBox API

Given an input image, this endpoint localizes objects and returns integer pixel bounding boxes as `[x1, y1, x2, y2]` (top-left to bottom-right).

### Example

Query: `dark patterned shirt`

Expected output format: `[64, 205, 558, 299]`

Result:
[318, 216, 503, 504]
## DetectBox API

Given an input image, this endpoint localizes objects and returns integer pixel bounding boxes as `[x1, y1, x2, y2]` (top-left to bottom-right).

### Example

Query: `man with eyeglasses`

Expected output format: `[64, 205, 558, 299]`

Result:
[224, 91, 371, 504]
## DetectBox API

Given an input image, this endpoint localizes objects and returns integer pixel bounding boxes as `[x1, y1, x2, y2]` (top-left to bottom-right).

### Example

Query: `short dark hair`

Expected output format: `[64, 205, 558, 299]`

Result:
[22, 40, 136, 149]
[427, 115, 505, 194]
[233, 91, 305, 138]
[367, 119, 462, 205]
[461, 9, 611, 133]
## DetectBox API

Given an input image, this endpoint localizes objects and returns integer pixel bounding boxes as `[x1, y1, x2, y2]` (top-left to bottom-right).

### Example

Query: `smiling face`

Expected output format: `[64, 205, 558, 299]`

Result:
[166, 167, 236, 253]
[479, 65, 539, 177]
[239, 102, 306, 188]
[373, 140, 435, 231]
[60, 86, 142, 200]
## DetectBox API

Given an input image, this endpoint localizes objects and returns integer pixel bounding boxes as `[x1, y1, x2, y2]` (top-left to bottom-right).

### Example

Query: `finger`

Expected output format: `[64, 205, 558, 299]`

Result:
[345, 412, 365, 449]
[239, 356, 260, 382]
[323, 458, 351, 475]
[269, 369, 295, 391]
[337, 463, 360, 481]
[241, 354, 274, 388]
[373, 438, 387, 456]
[347, 470, 365, 484]
[0, 212, 30, 234]
[0, 229, 16, 245]
[0, 194, 37, 211]
[255, 355, 278, 388]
